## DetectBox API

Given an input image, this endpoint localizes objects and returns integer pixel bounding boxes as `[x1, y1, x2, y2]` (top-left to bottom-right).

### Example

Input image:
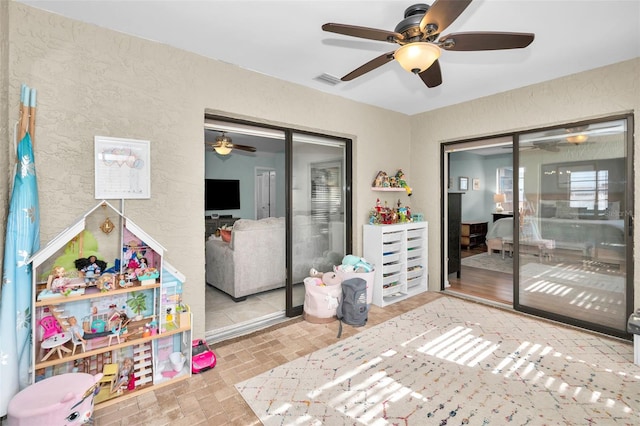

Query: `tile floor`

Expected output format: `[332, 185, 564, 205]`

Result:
[204, 284, 304, 331]
[93, 291, 443, 425]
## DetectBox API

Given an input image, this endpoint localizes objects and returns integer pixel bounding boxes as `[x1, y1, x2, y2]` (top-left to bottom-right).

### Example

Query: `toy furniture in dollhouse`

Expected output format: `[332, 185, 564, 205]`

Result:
[99, 363, 119, 391]
[133, 342, 153, 387]
[40, 332, 72, 361]
[70, 332, 86, 356]
[94, 363, 119, 404]
[27, 200, 192, 408]
[107, 319, 126, 346]
[39, 315, 63, 341]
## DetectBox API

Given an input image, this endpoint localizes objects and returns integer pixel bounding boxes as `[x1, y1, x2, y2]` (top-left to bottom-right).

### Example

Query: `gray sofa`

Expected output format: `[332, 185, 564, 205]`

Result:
[206, 217, 286, 301]
[205, 216, 339, 301]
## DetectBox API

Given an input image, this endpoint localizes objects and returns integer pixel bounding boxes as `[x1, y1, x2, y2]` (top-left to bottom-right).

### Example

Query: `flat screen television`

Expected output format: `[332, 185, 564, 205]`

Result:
[205, 179, 240, 210]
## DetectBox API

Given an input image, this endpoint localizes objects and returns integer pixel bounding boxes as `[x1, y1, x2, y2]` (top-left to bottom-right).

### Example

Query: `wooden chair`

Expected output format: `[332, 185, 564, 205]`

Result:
[99, 363, 119, 393]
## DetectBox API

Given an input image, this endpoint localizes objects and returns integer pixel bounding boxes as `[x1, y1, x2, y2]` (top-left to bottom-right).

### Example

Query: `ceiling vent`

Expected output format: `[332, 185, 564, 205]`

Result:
[314, 73, 342, 86]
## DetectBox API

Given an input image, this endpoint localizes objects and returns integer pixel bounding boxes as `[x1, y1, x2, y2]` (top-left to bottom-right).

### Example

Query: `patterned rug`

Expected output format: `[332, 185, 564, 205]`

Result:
[236, 297, 640, 425]
[461, 252, 513, 274]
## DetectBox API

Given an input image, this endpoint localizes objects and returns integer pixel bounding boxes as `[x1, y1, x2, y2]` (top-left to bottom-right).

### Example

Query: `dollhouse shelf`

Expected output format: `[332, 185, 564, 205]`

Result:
[371, 187, 406, 192]
[35, 283, 160, 307]
[35, 323, 190, 370]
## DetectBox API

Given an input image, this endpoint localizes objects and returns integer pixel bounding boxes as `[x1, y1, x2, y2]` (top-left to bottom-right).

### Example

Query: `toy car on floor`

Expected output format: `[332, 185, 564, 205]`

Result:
[191, 339, 217, 374]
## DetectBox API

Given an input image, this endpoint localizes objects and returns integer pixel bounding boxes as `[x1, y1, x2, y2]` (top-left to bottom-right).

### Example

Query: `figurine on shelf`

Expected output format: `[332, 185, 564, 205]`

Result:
[395, 169, 412, 196]
[372, 170, 388, 188]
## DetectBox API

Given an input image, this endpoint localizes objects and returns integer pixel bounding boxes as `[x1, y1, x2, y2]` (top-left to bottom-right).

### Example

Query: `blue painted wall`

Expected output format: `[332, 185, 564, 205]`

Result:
[204, 151, 286, 219]
[450, 151, 512, 224]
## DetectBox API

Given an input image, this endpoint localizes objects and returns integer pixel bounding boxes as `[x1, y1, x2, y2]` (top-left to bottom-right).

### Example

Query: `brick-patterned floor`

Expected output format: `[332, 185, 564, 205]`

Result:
[93, 292, 442, 425]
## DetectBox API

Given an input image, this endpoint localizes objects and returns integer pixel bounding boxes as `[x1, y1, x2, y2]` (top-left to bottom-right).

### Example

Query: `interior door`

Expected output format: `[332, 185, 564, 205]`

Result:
[255, 168, 275, 219]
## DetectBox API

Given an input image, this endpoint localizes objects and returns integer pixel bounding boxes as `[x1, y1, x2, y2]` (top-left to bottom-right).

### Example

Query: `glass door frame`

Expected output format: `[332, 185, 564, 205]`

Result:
[285, 130, 353, 317]
[204, 114, 352, 321]
[513, 114, 634, 339]
[441, 113, 634, 339]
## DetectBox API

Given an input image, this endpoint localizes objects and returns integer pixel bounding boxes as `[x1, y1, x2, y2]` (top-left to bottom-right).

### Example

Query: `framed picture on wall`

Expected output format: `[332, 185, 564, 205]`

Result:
[94, 136, 151, 199]
[472, 178, 480, 190]
[459, 176, 469, 191]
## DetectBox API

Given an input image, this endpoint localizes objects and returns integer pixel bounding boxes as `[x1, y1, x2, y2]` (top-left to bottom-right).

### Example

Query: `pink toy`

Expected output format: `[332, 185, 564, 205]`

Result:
[39, 315, 63, 341]
[192, 339, 217, 374]
[7, 372, 102, 425]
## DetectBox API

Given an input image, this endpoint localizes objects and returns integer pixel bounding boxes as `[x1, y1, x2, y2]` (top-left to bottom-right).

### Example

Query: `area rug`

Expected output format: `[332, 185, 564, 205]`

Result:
[461, 251, 513, 274]
[236, 297, 640, 425]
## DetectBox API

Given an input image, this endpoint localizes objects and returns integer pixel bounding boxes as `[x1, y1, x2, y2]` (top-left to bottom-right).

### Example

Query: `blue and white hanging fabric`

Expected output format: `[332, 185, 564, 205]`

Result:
[0, 85, 40, 416]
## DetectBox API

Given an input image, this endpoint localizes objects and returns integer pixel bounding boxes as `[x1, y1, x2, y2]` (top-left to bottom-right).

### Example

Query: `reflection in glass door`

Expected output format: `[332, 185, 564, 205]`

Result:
[290, 133, 349, 310]
[516, 117, 632, 335]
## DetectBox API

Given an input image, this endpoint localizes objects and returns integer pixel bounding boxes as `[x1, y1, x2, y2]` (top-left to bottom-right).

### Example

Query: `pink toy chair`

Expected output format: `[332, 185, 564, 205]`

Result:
[39, 316, 62, 341]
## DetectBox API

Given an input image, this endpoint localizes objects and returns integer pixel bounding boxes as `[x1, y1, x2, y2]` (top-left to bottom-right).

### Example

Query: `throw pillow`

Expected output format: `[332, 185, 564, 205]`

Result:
[220, 229, 232, 243]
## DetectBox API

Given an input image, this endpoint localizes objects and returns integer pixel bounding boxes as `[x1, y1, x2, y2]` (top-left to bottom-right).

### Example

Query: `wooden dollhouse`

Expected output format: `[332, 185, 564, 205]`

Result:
[27, 200, 192, 407]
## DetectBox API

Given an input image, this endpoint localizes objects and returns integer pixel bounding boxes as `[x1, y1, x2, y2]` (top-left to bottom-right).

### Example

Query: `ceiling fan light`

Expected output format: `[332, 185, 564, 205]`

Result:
[214, 145, 232, 155]
[395, 42, 441, 74]
[566, 134, 589, 144]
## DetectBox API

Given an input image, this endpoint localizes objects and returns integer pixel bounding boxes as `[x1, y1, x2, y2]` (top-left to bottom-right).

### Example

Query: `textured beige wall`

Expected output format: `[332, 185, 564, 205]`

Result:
[410, 58, 640, 307]
[5, 2, 638, 337]
[6, 3, 410, 337]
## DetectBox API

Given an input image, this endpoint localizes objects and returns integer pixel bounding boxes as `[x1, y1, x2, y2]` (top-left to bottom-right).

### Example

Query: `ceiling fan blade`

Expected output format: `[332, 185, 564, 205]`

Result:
[341, 51, 395, 81]
[322, 23, 404, 43]
[439, 32, 535, 51]
[232, 144, 257, 153]
[532, 140, 560, 152]
[418, 60, 442, 88]
[419, 0, 473, 35]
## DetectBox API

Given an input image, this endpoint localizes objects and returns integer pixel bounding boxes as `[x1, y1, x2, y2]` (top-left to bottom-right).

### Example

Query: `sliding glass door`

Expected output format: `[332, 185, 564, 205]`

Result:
[289, 133, 350, 312]
[516, 116, 633, 336]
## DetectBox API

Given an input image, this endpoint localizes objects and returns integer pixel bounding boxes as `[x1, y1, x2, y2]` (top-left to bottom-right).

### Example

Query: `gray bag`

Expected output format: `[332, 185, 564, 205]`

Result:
[336, 277, 369, 338]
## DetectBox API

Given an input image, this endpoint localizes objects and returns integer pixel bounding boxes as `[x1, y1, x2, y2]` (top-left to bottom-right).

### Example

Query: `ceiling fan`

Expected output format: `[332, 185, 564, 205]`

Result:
[207, 132, 257, 156]
[322, 0, 534, 87]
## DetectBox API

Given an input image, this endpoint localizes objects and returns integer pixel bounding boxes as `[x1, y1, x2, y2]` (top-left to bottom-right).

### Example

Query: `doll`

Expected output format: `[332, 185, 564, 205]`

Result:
[118, 273, 132, 288]
[50, 266, 70, 293]
[82, 255, 101, 285]
[68, 316, 85, 344]
[135, 257, 149, 277]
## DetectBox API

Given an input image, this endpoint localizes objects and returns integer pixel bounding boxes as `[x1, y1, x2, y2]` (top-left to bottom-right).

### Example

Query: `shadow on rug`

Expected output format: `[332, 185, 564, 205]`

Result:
[461, 251, 513, 274]
[236, 297, 639, 425]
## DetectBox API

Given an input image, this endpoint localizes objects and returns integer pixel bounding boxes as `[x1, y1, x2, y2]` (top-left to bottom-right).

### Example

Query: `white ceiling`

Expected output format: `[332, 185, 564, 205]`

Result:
[17, 0, 640, 117]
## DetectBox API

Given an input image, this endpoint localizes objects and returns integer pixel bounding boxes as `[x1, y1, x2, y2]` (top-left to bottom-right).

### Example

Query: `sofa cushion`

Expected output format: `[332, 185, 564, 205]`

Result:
[230, 217, 285, 250]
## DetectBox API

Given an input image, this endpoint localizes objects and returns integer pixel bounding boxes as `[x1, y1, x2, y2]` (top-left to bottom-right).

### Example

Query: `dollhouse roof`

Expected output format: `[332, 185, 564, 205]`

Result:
[162, 261, 186, 284]
[28, 200, 166, 268]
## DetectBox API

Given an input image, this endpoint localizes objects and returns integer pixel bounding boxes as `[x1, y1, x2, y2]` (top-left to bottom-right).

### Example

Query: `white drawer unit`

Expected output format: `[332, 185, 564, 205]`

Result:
[363, 222, 428, 307]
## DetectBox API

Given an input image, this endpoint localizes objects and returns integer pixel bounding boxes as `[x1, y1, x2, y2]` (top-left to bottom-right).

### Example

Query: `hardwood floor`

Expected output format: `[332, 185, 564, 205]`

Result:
[448, 244, 513, 305]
